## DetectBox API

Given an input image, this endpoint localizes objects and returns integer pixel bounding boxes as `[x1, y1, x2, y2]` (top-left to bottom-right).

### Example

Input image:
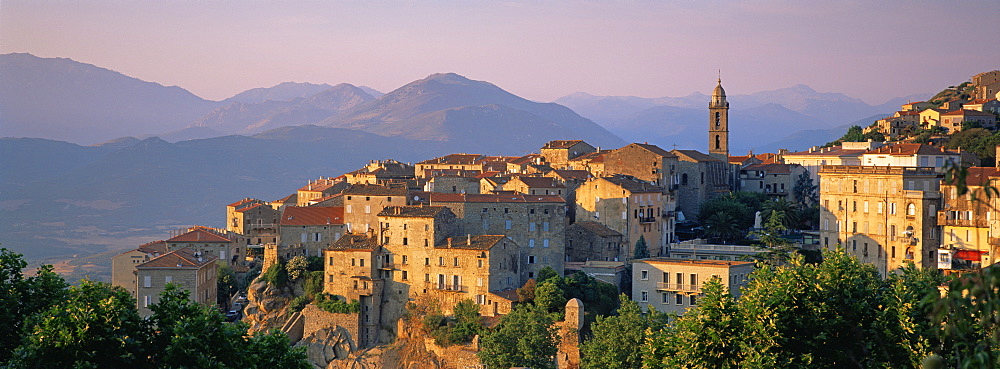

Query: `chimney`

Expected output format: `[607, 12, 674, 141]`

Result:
[467, 234, 472, 245]
[447, 237, 452, 248]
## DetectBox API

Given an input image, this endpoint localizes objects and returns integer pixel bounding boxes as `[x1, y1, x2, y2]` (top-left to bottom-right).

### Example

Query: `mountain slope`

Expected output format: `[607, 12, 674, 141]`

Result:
[320, 73, 625, 152]
[223, 82, 334, 104]
[193, 83, 376, 134]
[0, 53, 222, 144]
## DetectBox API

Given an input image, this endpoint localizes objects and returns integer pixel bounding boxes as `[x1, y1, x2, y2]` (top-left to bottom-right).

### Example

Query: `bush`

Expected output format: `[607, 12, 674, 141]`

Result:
[304, 271, 324, 299]
[315, 294, 360, 314]
[306, 256, 324, 271]
[286, 256, 309, 280]
[262, 261, 287, 287]
[289, 296, 309, 313]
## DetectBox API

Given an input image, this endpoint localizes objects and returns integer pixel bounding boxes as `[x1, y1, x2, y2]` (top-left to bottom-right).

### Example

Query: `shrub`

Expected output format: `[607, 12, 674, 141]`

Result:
[286, 256, 309, 280]
[306, 256, 324, 271]
[262, 261, 287, 287]
[315, 294, 360, 314]
[289, 296, 309, 313]
[304, 271, 324, 299]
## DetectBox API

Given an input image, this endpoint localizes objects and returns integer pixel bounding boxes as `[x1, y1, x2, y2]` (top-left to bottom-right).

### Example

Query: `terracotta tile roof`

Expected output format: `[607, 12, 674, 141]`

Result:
[784, 146, 868, 157]
[743, 163, 794, 174]
[167, 228, 233, 243]
[137, 248, 217, 269]
[228, 198, 259, 207]
[309, 193, 343, 203]
[671, 149, 721, 162]
[631, 143, 677, 158]
[550, 170, 591, 180]
[417, 153, 484, 165]
[507, 154, 542, 165]
[298, 179, 342, 192]
[602, 175, 663, 193]
[571, 221, 623, 237]
[510, 176, 565, 188]
[436, 235, 508, 250]
[945, 167, 1000, 187]
[137, 240, 168, 254]
[274, 193, 298, 204]
[429, 193, 565, 203]
[756, 153, 781, 164]
[896, 110, 920, 116]
[327, 234, 379, 251]
[639, 257, 754, 267]
[863, 143, 957, 156]
[904, 101, 925, 105]
[280, 206, 344, 226]
[476, 171, 502, 179]
[378, 205, 450, 218]
[942, 109, 996, 116]
[342, 184, 409, 196]
[728, 155, 754, 164]
[967, 99, 994, 104]
[542, 140, 586, 149]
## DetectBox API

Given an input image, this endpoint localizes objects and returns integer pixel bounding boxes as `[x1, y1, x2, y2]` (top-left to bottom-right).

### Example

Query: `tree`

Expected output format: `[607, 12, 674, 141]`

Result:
[793, 171, 819, 208]
[534, 279, 568, 313]
[633, 235, 650, 259]
[448, 299, 483, 344]
[517, 278, 538, 303]
[537, 266, 559, 285]
[761, 198, 800, 230]
[581, 295, 665, 369]
[751, 211, 797, 266]
[883, 263, 947, 368]
[478, 304, 559, 369]
[702, 211, 744, 243]
[644, 278, 741, 369]
[0, 248, 68, 362]
[147, 284, 249, 368]
[931, 265, 1000, 368]
[7, 280, 152, 368]
[217, 264, 237, 305]
[285, 255, 309, 281]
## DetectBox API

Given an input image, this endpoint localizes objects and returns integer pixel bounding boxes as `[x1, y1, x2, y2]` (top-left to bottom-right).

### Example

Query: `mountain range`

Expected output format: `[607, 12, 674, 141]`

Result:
[0, 53, 925, 278]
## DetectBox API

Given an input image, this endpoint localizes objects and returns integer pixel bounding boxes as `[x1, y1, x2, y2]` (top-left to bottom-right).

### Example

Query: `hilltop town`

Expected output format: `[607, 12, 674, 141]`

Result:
[96, 71, 1000, 368]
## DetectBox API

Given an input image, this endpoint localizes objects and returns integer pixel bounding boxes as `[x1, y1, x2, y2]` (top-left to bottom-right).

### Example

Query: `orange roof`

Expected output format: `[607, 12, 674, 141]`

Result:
[167, 228, 233, 243]
[137, 248, 217, 269]
[228, 198, 259, 207]
[510, 176, 564, 188]
[280, 206, 344, 226]
[897, 111, 920, 116]
[417, 153, 484, 165]
[236, 203, 264, 212]
[945, 167, 1000, 187]
[507, 154, 542, 165]
[429, 193, 565, 203]
[476, 171, 502, 179]
[942, 109, 996, 117]
[863, 143, 956, 156]
[550, 170, 591, 180]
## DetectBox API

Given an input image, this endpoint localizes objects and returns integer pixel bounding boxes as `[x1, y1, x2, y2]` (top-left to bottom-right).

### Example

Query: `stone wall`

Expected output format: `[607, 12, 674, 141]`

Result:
[301, 304, 360, 347]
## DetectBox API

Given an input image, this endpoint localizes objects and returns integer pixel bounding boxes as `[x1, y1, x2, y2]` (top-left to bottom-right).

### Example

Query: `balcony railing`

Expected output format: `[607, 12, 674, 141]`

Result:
[655, 282, 700, 293]
[639, 216, 657, 223]
[434, 284, 466, 292]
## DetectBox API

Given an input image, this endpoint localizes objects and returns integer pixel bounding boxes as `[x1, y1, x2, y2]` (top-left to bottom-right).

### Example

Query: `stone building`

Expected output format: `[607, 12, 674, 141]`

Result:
[226, 198, 280, 245]
[601, 143, 679, 190]
[111, 240, 167, 298]
[344, 159, 415, 185]
[415, 154, 485, 178]
[782, 141, 885, 185]
[297, 178, 348, 206]
[135, 248, 218, 317]
[568, 149, 612, 174]
[671, 149, 730, 220]
[739, 163, 809, 202]
[322, 234, 383, 347]
[564, 221, 624, 262]
[860, 143, 963, 170]
[541, 140, 596, 170]
[342, 184, 411, 234]
[964, 99, 1000, 114]
[972, 70, 1000, 100]
[428, 193, 567, 282]
[574, 175, 671, 258]
[279, 206, 346, 257]
[631, 258, 753, 315]
[504, 176, 567, 196]
[819, 165, 943, 276]
[938, 167, 1000, 270]
[425, 175, 481, 194]
[939, 109, 998, 132]
[165, 226, 244, 266]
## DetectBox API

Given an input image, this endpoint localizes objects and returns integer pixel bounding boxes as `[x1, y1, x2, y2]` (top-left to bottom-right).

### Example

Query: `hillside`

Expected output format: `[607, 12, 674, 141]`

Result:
[0, 53, 223, 144]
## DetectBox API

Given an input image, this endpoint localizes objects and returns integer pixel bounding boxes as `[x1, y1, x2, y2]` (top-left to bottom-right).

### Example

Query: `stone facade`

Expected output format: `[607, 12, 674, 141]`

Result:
[342, 184, 411, 234]
[415, 154, 485, 178]
[297, 178, 347, 207]
[819, 165, 943, 276]
[708, 78, 730, 161]
[631, 258, 753, 315]
[739, 163, 809, 202]
[972, 70, 1000, 100]
[601, 143, 678, 186]
[429, 193, 567, 282]
[111, 240, 167, 298]
[671, 150, 730, 221]
[541, 140, 596, 170]
[165, 226, 244, 266]
[574, 175, 671, 258]
[135, 248, 218, 317]
[425, 175, 481, 194]
[278, 206, 346, 257]
[564, 221, 624, 262]
[938, 167, 1000, 270]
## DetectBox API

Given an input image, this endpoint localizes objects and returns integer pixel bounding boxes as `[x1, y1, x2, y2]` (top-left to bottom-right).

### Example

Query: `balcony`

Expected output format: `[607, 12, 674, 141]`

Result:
[639, 216, 657, 223]
[937, 211, 989, 228]
[434, 284, 466, 292]
[380, 263, 399, 270]
[655, 282, 700, 293]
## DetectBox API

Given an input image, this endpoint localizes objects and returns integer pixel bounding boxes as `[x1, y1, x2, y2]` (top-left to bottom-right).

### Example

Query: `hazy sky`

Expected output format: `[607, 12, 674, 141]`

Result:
[4, 1, 998, 104]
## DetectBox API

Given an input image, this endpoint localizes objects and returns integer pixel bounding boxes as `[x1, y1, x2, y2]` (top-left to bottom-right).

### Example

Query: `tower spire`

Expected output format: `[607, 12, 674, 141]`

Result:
[708, 77, 730, 161]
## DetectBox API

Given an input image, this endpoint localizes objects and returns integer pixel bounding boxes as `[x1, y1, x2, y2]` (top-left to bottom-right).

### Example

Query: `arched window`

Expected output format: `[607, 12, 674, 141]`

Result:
[906, 203, 916, 216]
[715, 112, 721, 127]
[715, 135, 721, 150]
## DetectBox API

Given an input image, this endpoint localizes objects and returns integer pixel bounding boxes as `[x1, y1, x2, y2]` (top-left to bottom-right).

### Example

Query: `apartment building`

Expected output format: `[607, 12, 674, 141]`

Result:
[631, 258, 753, 315]
[574, 175, 672, 258]
[135, 248, 218, 317]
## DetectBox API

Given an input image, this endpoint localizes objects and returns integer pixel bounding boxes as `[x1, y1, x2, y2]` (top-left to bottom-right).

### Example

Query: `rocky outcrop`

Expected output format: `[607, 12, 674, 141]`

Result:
[296, 326, 357, 368]
[243, 279, 293, 334]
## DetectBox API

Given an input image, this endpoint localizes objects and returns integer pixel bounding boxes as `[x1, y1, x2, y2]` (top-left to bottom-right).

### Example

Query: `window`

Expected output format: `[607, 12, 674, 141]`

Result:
[529, 239, 535, 248]
[453, 257, 459, 267]
[863, 201, 869, 213]
[907, 203, 916, 216]
[346, 205, 352, 213]
[144, 295, 151, 307]
[641, 291, 648, 302]
[402, 255, 408, 265]
[676, 294, 683, 304]
[543, 239, 550, 248]
[365, 205, 371, 214]
[528, 255, 536, 264]
[402, 237, 408, 245]
[328, 275, 334, 282]
[543, 222, 549, 232]
[690, 295, 697, 305]
[529, 222, 536, 231]
[352, 258, 356, 266]
[641, 270, 648, 280]
[439, 257, 444, 266]
[402, 271, 408, 280]
[662, 272, 669, 283]
[360, 258, 365, 267]
[143, 276, 151, 288]
[662, 293, 669, 304]
[165, 275, 172, 284]
[505, 220, 512, 229]
[328, 256, 334, 265]
[890, 203, 897, 215]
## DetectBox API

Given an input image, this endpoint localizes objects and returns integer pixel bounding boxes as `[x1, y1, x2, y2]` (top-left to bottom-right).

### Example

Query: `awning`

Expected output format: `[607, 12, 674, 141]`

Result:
[954, 250, 987, 261]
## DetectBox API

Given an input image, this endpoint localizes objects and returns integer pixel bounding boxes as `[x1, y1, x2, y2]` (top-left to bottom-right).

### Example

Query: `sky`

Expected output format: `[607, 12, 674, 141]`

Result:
[3, 1, 998, 104]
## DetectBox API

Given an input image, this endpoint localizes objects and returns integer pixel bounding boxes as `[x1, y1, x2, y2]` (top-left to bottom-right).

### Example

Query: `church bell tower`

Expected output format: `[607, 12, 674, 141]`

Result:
[708, 77, 730, 161]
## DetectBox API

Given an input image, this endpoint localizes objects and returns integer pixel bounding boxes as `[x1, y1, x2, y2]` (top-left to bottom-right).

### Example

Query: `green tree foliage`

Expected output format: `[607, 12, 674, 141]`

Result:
[8, 280, 151, 368]
[217, 264, 237, 305]
[945, 128, 1000, 166]
[314, 293, 360, 314]
[448, 299, 483, 344]
[537, 265, 559, 285]
[517, 278, 538, 303]
[581, 295, 666, 369]
[478, 304, 559, 369]
[643, 279, 741, 369]
[633, 235, 650, 259]
[698, 192, 768, 242]
[534, 279, 568, 313]
[932, 265, 1000, 368]
[793, 171, 819, 207]
[751, 211, 798, 266]
[702, 211, 744, 243]
[262, 259, 288, 286]
[304, 270, 324, 300]
[147, 284, 250, 368]
[0, 248, 68, 362]
[305, 256, 324, 271]
[761, 198, 800, 230]
[883, 264, 947, 368]
[824, 125, 885, 147]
